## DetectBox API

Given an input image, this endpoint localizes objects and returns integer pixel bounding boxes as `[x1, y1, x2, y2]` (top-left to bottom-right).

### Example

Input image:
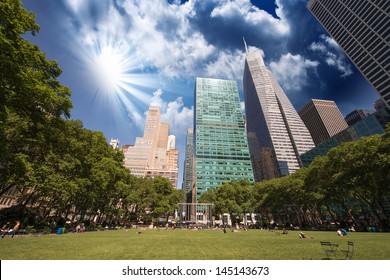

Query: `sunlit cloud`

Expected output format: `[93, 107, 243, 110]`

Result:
[60, 0, 173, 129]
[210, 0, 290, 37]
[309, 35, 353, 77]
[269, 53, 319, 91]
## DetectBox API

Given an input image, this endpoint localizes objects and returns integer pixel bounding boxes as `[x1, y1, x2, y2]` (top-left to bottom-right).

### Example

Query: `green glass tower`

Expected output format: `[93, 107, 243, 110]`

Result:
[194, 77, 254, 202]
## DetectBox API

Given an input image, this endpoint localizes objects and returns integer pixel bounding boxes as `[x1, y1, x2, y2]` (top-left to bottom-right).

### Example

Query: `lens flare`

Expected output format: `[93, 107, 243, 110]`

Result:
[94, 46, 123, 93]
[80, 39, 161, 119]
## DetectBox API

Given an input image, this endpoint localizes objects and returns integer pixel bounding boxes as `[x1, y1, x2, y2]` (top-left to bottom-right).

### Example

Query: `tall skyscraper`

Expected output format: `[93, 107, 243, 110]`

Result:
[243, 49, 315, 180]
[182, 128, 194, 203]
[307, 0, 390, 109]
[194, 77, 254, 202]
[123, 106, 179, 188]
[299, 99, 348, 146]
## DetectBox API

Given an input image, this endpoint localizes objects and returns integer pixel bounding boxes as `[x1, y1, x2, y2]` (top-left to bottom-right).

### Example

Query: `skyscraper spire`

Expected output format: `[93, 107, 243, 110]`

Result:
[243, 37, 248, 54]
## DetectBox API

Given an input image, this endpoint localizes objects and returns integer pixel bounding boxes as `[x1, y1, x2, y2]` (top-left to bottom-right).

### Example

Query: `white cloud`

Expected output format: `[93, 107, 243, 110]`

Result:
[205, 49, 246, 81]
[128, 111, 144, 130]
[268, 53, 319, 91]
[119, 0, 215, 78]
[161, 97, 194, 137]
[325, 52, 353, 77]
[64, 0, 84, 13]
[320, 34, 341, 50]
[309, 35, 353, 77]
[308, 41, 327, 53]
[210, 0, 290, 37]
[66, 0, 216, 79]
[150, 88, 166, 109]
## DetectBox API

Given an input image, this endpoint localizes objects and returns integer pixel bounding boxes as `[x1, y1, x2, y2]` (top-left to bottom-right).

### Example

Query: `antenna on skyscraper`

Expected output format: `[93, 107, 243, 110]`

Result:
[243, 37, 249, 54]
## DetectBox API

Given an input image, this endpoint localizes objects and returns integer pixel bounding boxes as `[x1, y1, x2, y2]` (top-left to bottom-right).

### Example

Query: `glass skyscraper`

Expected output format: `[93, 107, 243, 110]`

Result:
[307, 0, 390, 109]
[243, 49, 315, 181]
[183, 128, 194, 202]
[194, 77, 254, 202]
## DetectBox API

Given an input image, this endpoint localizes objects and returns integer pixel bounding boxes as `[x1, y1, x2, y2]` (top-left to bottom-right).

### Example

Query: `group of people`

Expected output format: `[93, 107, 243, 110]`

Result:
[1, 220, 20, 238]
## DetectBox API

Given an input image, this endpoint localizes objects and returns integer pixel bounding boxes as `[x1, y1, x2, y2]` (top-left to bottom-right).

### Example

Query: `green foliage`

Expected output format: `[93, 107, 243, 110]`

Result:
[128, 176, 182, 224]
[0, 0, 72, 197]
[199, 180, 253, 225]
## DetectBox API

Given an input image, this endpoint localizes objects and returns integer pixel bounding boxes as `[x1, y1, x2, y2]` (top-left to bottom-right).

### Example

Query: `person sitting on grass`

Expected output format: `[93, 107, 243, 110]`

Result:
[1, 221, 20, 238]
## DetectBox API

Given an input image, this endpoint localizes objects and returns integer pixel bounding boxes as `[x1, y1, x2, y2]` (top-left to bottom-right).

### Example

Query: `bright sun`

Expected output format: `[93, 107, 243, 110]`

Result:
[83, 40, 156, 116]
[93, 45, 126, 94]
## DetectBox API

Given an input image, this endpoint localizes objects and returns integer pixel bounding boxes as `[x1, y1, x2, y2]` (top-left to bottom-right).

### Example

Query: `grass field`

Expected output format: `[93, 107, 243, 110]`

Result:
[1, 228, 389, 260]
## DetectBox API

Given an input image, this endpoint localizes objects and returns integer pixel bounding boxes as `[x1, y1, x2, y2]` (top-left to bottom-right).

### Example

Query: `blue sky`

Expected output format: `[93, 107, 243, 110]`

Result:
[22, 0, 379, 188]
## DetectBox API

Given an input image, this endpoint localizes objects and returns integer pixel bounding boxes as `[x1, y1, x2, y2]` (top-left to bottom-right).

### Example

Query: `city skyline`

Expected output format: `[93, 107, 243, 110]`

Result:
[21, 0, 380, 188]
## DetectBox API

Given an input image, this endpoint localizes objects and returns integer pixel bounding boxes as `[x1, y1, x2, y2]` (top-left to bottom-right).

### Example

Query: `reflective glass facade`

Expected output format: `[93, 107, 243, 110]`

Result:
[183, 128, 194, 202]
[194, 77, 254, 202]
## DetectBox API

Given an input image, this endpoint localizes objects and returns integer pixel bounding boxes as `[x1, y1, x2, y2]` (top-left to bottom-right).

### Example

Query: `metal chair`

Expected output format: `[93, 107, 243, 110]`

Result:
[320, 241, 339, 259]
[341, 241, 354, 260]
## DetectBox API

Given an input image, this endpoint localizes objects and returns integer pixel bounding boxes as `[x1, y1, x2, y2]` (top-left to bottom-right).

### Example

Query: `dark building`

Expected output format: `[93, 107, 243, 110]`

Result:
[301, 108, 390, 167]
[345, 109, 376, 126]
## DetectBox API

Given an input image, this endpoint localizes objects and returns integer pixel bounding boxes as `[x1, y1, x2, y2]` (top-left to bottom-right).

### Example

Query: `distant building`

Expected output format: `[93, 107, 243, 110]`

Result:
[243, 48, 315, 180]
[374, 98, 387, 111]
[123, 106, 179, 188]
[0, 187, 19, 210]
[299, 99, 348, 146]
[301, 108, 390, 167]
[194, 77, 254, 202]
[183, 128, 194, 203]
[345, 109, 376, 126]
[167, 135, 176, 150]
[109, 138, 120, 149]
[307, 0, 390, 109]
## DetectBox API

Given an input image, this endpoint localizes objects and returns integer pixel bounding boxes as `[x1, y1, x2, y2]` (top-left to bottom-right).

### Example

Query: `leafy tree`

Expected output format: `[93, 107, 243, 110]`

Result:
[0, 0, 72, 197]
[199, 180, 253, 226]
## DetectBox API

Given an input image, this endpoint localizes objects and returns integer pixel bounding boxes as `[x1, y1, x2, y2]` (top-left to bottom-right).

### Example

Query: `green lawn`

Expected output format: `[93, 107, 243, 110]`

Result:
[1, 229, 389, 260]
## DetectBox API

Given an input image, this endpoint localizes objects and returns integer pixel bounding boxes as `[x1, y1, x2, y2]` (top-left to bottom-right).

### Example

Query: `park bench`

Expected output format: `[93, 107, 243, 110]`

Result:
[341, 241, 354, 260]
[320, 241, 339, 259]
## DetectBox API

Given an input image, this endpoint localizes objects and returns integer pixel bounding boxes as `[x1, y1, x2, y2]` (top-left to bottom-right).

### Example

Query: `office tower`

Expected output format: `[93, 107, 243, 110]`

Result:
[243, 49, 315, 180]
[299, 99, 348, 146]
[307, 0, 390, 109]
[345, 109, 376, 126]
[301, 107, 390, 167]
[194, 77, 254, 202]
[123, 106, 179, 188]
[183, 128, 194, 203]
